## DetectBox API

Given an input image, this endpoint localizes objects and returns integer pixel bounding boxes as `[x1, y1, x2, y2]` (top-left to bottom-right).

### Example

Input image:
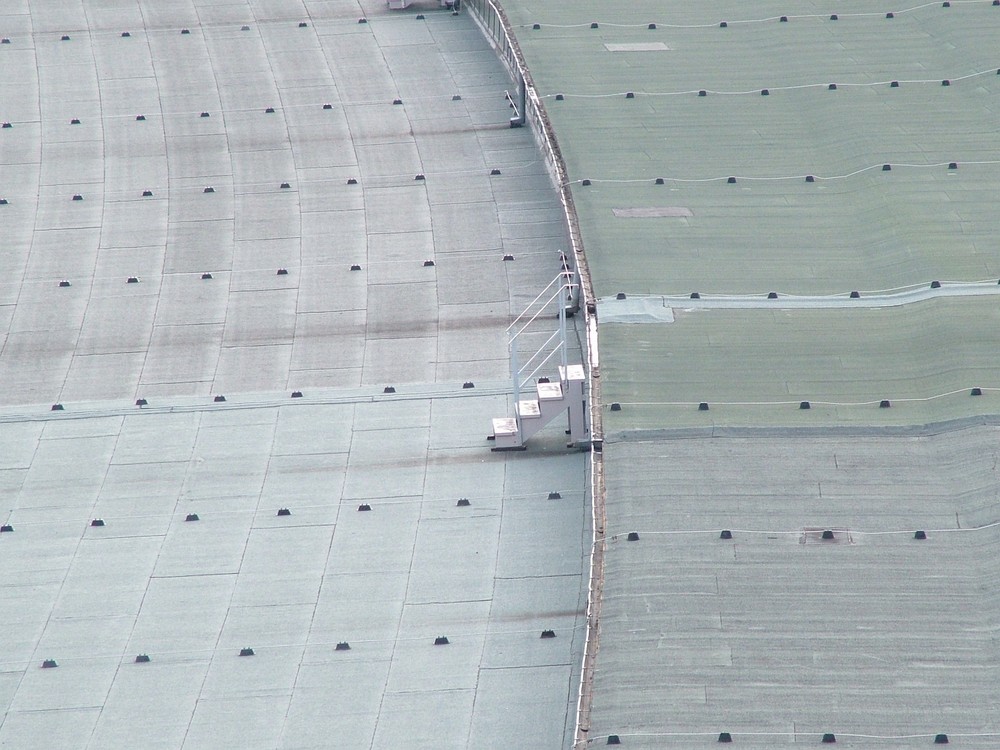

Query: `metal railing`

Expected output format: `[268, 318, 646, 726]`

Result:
[464, 3, 606, 748]
[465, 0, 521, 87]
[507, 272, 575, 409]
[465, 0, 588, 318]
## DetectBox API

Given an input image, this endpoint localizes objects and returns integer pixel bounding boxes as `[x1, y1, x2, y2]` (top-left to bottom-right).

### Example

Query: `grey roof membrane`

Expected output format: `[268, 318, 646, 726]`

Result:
[0, 3, 588, 748]
[490, 0, 1000, 747]
[595, 432, 1000, 748]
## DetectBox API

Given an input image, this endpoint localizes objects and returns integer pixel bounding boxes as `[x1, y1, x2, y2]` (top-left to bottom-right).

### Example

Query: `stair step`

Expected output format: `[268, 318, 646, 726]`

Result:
[561, 363, 586, 382]
[536, 381, 563, 400]
[517, 399, 541, 418]
[492, 417, 518, 437]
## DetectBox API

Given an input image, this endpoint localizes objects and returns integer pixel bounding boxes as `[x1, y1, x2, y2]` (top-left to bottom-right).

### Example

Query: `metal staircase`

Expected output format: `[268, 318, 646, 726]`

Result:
[490, 271, 588, 450]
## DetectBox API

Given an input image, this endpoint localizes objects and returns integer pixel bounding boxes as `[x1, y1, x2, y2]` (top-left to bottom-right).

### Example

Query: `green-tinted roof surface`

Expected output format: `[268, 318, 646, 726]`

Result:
[490, 1, 1000, 747]
[502, 0, 1000, 429]
[601, 298, 1000, 431]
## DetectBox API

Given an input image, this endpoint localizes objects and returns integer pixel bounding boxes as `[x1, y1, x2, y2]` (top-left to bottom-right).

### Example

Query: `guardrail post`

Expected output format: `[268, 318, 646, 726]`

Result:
[464, 6, 606, 740]
[510, 73, 526, 128]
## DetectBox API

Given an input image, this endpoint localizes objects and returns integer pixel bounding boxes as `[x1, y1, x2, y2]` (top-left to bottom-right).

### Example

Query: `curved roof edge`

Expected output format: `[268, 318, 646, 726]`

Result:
[464, 2, 605, 747]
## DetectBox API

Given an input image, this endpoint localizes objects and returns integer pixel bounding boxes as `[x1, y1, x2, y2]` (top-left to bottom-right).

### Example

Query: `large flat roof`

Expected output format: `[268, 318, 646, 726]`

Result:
[0, 3, 588, 747]
[504, 0, 1000, 429]
[596, 430, 1000, 747]
[495, 0, 1000, 747]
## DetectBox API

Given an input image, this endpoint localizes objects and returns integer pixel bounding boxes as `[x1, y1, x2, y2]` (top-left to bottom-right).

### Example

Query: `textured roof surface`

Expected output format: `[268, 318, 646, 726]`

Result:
[494, 0, 1000, 747]
[502, 0, 1000, 430]
[0, 2, 588, 747]
[597, 431, 1000, 747]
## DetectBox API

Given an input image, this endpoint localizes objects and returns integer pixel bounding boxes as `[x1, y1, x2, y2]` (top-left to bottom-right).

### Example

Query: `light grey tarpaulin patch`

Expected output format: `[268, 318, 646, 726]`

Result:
[604, 43, 671, 51]
[612, 207, 692, 218]
[598, 296, 675, 323]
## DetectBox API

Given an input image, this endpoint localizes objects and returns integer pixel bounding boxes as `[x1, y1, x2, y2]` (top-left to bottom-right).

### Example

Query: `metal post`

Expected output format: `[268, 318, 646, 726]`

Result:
[559, 282, 568, 375]
[519, 74, 526, 124]
[510, 329, 520, 415]
[510, 73, 526, 128]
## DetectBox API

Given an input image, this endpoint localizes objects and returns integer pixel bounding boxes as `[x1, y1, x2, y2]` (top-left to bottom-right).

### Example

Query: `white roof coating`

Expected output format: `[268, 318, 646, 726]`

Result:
[0, 2, 589, 748]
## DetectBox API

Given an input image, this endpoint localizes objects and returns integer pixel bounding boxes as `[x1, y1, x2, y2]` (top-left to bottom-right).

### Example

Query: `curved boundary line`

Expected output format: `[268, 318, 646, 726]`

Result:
[463, 3, 605, 748]
[567, 158, 1000, 186]
[596, 281, 1000, 316]
[546, 66, 1000, 99]
[525, 0, 994, 30]
[598, 730, 1000, 741]
[611, 520, 1000, 539]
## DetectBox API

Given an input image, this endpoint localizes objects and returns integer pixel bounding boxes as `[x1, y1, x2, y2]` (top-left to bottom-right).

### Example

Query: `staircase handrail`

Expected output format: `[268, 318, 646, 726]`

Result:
[510, 284, 569, 342]
[521, 339, 565, 384]
[506, 272, 563, 334]
[516, 329, 561, 379]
